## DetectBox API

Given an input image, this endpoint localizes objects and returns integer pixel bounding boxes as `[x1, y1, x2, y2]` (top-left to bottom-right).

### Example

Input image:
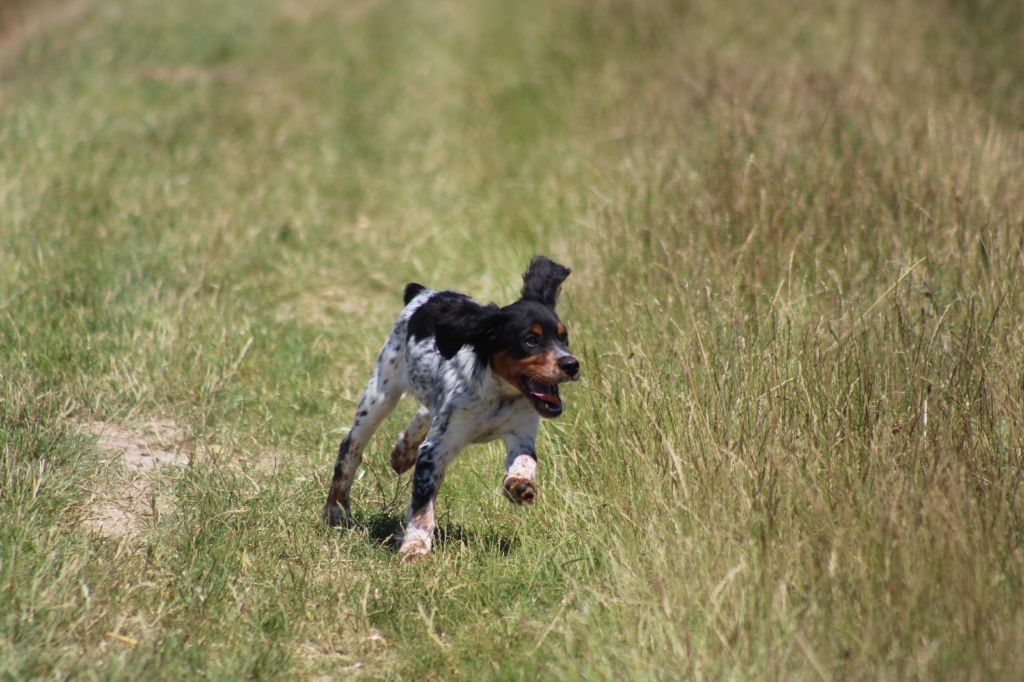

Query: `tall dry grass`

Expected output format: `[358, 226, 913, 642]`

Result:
[1, 0, 1022, 678]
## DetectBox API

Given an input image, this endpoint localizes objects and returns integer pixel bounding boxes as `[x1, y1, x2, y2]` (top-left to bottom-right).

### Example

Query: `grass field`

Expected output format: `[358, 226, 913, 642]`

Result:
[2, 0, 1023, 678]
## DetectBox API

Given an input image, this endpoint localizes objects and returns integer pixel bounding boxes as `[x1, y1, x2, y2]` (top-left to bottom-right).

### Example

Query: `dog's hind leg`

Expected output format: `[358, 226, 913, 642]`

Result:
[323, 343, 405, 527]
[390, 406, 431, 475]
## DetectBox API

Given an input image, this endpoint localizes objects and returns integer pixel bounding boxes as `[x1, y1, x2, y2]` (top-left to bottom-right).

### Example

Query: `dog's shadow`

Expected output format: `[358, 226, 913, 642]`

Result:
[356, 511, 518, 557]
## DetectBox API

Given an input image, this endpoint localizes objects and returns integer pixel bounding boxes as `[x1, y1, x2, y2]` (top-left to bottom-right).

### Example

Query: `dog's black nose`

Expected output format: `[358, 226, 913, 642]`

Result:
[559, 356, 580, 378]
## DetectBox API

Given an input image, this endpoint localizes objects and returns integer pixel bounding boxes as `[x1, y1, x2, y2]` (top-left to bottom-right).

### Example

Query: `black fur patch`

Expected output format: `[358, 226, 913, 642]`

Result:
[405, 257, 572, 362]
[411, 453, 436, 509]
[408, 292, 504, 359]
[404, 282, 427, 305]
[521, 256, 570, 309]
[332, 435, 352, 479]
[488, 300, 565, 359]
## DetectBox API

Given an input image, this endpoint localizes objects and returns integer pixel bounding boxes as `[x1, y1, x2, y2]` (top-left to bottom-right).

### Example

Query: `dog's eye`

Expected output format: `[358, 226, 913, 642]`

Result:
[524, 333, 540, 348]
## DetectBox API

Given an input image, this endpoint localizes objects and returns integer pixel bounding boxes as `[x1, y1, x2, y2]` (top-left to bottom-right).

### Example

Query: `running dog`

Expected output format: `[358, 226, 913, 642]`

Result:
[322, 256, 579, 559]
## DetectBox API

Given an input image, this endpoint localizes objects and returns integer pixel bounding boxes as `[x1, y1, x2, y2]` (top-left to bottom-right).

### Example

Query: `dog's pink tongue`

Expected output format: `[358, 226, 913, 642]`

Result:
[531, 391, 561, 406]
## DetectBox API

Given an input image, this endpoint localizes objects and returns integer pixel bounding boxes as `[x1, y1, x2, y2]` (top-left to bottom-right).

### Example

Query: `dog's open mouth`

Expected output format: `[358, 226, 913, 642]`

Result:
[520, 376, 562, 418]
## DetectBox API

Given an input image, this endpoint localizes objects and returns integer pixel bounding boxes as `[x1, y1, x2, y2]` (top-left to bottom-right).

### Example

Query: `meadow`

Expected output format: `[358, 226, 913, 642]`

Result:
[2, 0, 1023, 678]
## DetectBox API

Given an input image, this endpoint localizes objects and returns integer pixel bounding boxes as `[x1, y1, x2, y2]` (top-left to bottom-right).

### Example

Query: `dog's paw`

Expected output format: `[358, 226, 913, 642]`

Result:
[400, 546, 432, 563]
[389, 442, 417, 475]
[503, 477, 537, 505]
[322, 503, 354, 528]
[398, 526, 433, 560]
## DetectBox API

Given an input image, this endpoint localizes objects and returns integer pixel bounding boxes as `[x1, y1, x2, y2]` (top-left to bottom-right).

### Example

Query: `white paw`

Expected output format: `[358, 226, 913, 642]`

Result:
[398, 525, 433, 560]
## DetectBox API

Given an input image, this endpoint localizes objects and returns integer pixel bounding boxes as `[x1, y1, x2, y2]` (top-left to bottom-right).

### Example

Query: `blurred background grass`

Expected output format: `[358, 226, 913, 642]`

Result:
[2, 0, 1023, 678]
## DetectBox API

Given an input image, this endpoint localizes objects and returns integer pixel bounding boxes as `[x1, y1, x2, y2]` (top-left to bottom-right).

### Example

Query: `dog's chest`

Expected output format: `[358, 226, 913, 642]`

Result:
[460, 395, 533, 444]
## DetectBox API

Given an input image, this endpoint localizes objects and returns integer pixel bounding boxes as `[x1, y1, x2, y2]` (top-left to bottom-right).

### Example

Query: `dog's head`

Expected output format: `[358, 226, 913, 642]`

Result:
[425, 256, 579, 418]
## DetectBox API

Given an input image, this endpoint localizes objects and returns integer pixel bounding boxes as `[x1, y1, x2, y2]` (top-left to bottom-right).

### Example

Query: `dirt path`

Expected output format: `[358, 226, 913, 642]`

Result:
[81, 419, 189, 539]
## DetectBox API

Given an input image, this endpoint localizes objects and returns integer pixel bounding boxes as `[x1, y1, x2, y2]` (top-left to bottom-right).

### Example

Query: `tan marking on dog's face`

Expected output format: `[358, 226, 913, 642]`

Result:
[529, 324, 543, 336]
[555, 323, 565, 336]
[492, 350, 563, 388]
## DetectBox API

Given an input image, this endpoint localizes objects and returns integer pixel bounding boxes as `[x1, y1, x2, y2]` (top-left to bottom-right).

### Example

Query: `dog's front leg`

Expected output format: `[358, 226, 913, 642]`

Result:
[399, 432, 460, 560]
[399, 407, 477, 559]
[399, 446, 441, 560]
[501, 432, 539, 505]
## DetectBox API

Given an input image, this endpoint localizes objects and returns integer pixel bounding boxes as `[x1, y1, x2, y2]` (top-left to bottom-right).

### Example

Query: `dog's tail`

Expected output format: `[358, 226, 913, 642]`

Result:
[403, 283, 427, 305]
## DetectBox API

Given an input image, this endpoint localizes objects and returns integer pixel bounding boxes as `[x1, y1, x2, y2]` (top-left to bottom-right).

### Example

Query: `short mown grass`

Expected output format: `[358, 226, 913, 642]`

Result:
[2, 0, 1023, 678]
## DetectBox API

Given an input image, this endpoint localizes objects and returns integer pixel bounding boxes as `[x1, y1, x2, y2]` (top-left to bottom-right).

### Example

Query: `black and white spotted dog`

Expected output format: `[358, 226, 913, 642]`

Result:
[322, 256, 579, 559]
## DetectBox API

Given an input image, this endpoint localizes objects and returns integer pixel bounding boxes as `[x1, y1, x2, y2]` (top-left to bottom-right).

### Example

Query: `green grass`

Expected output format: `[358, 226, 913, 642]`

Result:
[2, 0, 1023, 678]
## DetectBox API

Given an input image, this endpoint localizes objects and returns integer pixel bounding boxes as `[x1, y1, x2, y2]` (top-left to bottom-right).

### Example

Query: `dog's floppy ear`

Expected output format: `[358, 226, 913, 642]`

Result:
[521, 256, 571, 309]
[430, 297, 504, 359]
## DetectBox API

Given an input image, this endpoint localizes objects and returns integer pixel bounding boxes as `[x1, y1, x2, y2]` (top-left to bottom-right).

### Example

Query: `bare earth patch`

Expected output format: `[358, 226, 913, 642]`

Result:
[1, 0, 92, 59]
[278, 0, 384, 27]
[80, 419, 285, 539]
[81, 419, 189, 539]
